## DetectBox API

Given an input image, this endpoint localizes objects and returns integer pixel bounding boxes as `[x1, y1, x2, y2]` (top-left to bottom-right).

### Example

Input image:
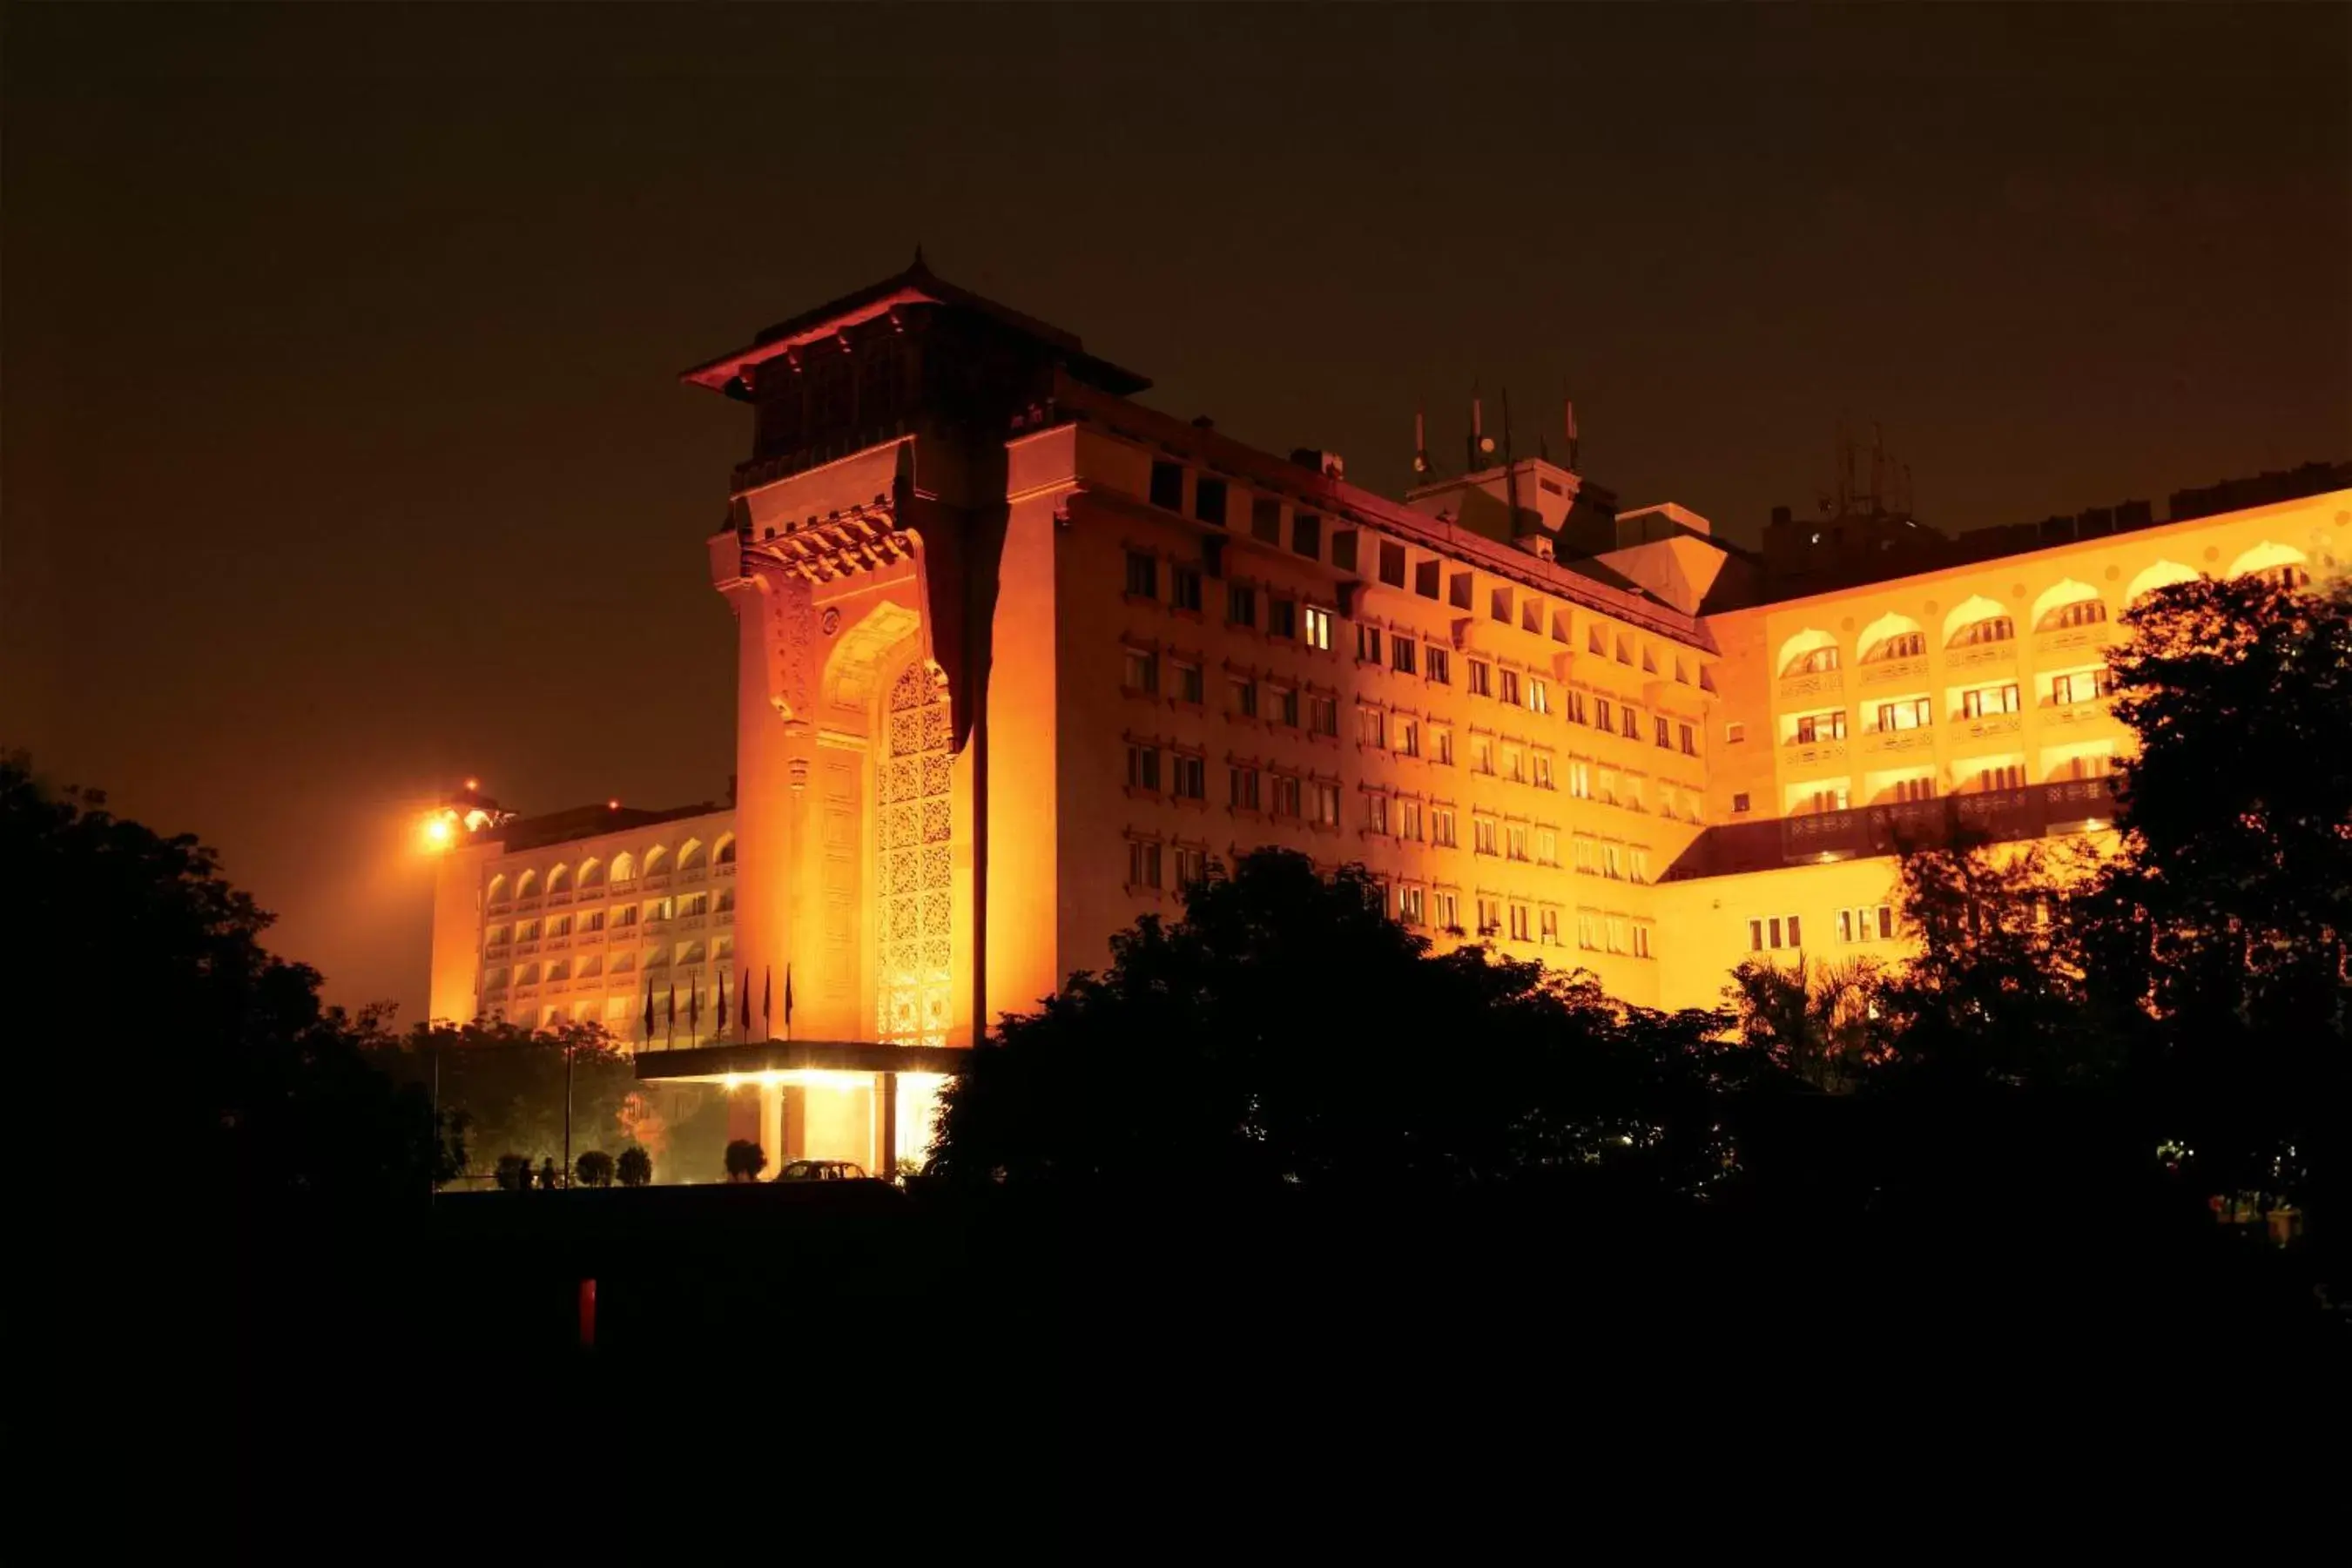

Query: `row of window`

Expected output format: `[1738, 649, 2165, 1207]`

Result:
[1778, 672, 2119, 745]
[1748, 905, 1896, 952]
[486, 937, 738, 989]
[486, 838, 734, 903]
[486, 890, 733, 947]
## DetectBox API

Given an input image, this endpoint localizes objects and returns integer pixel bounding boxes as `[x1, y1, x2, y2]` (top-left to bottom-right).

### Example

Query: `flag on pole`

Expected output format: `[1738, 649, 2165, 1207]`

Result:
[715, 970, 727, 1040]
[739, 968, 751, 1035]
[666, 983, 677, 1049]
[785, 964, 795, 1039]
[762, 966, 772, 1034]
[642, 979, 655, 1045]
[689, 981, 701, 1040]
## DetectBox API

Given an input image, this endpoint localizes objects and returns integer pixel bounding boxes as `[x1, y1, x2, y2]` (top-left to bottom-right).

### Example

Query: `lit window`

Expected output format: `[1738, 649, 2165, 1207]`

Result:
[1566, 760, 1592, 799]
[1432, 727, 1454, 766]
[1434, 891, 1459, 931]
[1474, 817, 1499, 855]
[1509, 905, 1532, 942]
[1532, 752, 1553, 789]
[1876, 698, 1931, 732]
[1398, 885, 1425, 925]
[1539, 908, 1560, 945]
[1506, 823, 1529, 862]
[1527, 677, 1550, 716]
[1312, 781, 1341, 825]
[1365, 792, 1389, 833]
[1747, 914, 1803, 951]
[1472, 736, 1495, 775]
[1399, 799, 1423, 840]
[1476, 898, 1502, 937]
[1397, 717, 1420, 757]
[1795, 710, 1849, 744]
[1960, 684, 2022, 718]
[1358, 707, 1386, 748]
[1632, 924, 1653, 959]
[1431, 806, 1458, 847]
[1468, 662, 1493, 697]
[1302, 605, 1332, 649]
[1574, 836, 1596, 874]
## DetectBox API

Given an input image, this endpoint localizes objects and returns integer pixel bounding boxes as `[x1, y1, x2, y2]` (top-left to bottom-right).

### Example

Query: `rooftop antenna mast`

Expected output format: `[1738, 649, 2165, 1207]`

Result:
[1501, 387, 1520, 527]
[1564, 386, 1580, 472]
[1413, 406, 1431, 478]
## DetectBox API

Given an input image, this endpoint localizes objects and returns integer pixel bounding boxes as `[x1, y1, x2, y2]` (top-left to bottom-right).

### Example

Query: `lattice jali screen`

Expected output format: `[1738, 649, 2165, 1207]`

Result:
[878, 663, 953, 1045]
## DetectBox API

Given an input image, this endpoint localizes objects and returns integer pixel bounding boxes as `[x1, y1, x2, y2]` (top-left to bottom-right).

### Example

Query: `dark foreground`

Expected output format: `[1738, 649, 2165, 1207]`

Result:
[77, 1171, 2328, 1555]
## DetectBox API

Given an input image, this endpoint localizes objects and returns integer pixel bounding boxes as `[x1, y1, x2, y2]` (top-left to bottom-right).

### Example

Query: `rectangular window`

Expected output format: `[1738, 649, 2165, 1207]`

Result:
[1472, 735, 1495, 775]
[1528, 677, 1550, 716]
[1397, 717, 1420, 757]
[2052, 670, 2115, 705]
[1567, 760, 1592, 799]
[1149, 462, 1184, 511]
[1357, 624, 1384, 663]
[1731, 791, 1751, 813]
[1725, 721, 1746, 744]
[1125, 744, 1160, 792]
[1597, 769, 1620, 806]
[1292, 512, 1322, 559]
[1506, 823, 1530, 862]
[1629, 847, 1649, 885]
[1398, 885, 1425, 925]
[1540, 908, 1560, 944]
[1357, 708, 1386, 748]
[1250, 495, 1282, 543]
[1313, 781, 1341, 826]
[1434, 891, 1459, 931]
[1808, 786, 1850, 813]
[1431, 806, 1458, 847]
[1171, 754, 1205, 800]
[1505, 746, 1526, 784]
[1837, 905, 1894, 943]
[1365, 792, 1389, 833]
[1302, 605, 1332, 650]
[1603, 842, 1624, 880]
[1532, 752, 1553, 790]
[1310, 694, 1338, 737]
[1229, 766, 1261, 811]
[1632, 924, 1653, 959]
[1978, 764, 2026, 791]
[1577, 911, 1601, 950]
[1654, 717, 1672, 748]
[1170, 565, 1203, 614]
[1679, 723, 1695, 756]
[1474, 817, 1499, 855]
[613, 905, 637, 927]
[1273, 686, 1299, 727]
[1269, 599, 1297, 639]
[1271, 775, 1302, 817]
[1607, 917, 1629, 954]
[1226, 582, 1257, 628]
[1574, 836, 1596, 875]
[1796, 710, 1849, 744]
[1426, 647, 1451, 685]
[1594, 697, 1613, 731]
[1392, 639, 1418, 676]
[1123, 647, 1158, 695]
[580, 912, 603, 932]
[1498, 669, 1520, 706]
[1230, 676, 1257, 718]
[1175, 661, 1204, 704]
[1877, 698, 1931, 732]
[1468, 661, 1493, 697]
[1400, 799, 1423, 840]
[1890, 776, 1936, 802]
[1125, 549, 1158, 599]
[1509, 905, 1532, 942]
[1477, 898, 1502, 937]
[1747, 914, 1803, 952]
[1195, 477, 1228, 527]
[1127, 839, 1163, 890]
[1378, 541, 1407, 588]
[1433, 727, 1454, 766]
[1621, 706, 1640, 740]
[1961, 684, 2023, 718]
[1564, 689, 1587, 724]
[1176, 846, 1207, 889]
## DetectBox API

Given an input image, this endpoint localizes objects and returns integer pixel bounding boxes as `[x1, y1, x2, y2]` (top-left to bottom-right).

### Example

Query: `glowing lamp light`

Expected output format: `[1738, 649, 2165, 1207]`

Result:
[419, 811, 457, 851]
[464, 777, 481, 792]
[608, 798, 621, 811]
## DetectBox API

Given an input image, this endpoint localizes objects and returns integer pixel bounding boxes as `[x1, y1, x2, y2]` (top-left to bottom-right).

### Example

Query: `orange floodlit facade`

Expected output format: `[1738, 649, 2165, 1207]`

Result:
[425, 257, 2347, 1174]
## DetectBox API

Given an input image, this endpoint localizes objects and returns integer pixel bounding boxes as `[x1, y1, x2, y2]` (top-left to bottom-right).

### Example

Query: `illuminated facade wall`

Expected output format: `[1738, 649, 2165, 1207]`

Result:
[686, 265, 2349, 1043]
[425, 808, 738, 1039]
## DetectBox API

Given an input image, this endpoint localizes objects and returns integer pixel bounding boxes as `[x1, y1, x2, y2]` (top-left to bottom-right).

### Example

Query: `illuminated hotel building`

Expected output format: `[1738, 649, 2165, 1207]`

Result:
[425, 255, 2347, 1174]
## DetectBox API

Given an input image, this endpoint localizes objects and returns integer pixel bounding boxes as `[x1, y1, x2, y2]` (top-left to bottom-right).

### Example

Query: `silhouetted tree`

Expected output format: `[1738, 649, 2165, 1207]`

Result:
[1729, 953, 1888, 1094]
[723, 1140, 766, 1182]
[932, 850, 1741, 1193]
[360, 1016, 636, 1180]
[575, 1150, 614, 1188]
[615, 1147, 653, 1188]
[495, 1154, 533, 1193]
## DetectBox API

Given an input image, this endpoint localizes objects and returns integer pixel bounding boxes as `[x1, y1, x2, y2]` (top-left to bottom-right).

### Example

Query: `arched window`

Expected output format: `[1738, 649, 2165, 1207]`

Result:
[1857, 613, 1926, 664]
[677, 838, 704, 871]
[2126, 560, 2200, 605]
[2032, 579, 2106, 631]
[610, 851, 637, 884]
[546, 864, 569, 894]
[715, 834, 737, 865]
[482, 966, 509, 993]
[486, 873, 509, 905]
[577, 857, 603, 888]
[643, 845, 669, 877]
[517, 963, 540, 986]
[678, 940, 706, 968]
[514, 869, 540, 901]
[2227, 542, 2311, 589]
[1777, 629, 1840, 676]
[1943, 596, 2014, 648]
[716, 887, 735, 912]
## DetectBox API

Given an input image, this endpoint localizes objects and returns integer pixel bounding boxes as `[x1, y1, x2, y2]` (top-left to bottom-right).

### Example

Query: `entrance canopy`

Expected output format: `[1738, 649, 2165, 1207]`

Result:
[633, 1038, 966, 1085]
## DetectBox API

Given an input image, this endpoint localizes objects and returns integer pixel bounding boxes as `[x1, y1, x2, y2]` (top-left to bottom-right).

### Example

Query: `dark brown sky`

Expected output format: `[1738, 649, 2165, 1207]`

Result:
[6, 4, 2347, 1019]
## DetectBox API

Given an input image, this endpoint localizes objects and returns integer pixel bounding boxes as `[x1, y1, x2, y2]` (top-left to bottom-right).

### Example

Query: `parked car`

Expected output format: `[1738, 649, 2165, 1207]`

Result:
[772, 1160, 869, 1183]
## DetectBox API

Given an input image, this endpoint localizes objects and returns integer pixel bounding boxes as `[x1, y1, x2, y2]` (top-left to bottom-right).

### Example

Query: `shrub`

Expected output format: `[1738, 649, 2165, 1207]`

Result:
[575, 1150, 615, 1188]
[494, 1154, 533, 1193]
[616, 1146, 652, 1188]
[723, 1139, 767, 1182]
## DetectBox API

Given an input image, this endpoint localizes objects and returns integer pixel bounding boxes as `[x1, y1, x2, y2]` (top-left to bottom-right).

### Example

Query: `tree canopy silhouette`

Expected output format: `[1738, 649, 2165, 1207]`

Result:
[930, 850, 1745, 1193]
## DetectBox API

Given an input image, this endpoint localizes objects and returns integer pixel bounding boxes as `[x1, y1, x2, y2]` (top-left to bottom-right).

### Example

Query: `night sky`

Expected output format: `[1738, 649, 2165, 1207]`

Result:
[6, 5, 2346, 1020]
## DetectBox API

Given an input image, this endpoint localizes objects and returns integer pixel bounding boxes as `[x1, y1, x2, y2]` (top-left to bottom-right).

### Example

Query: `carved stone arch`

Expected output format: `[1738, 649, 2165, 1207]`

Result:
[824, 601, 923, 718]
